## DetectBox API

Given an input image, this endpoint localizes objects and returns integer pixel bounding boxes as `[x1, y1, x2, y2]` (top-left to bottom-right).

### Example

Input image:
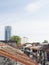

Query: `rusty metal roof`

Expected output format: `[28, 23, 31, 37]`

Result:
[0, 43, 38, 65]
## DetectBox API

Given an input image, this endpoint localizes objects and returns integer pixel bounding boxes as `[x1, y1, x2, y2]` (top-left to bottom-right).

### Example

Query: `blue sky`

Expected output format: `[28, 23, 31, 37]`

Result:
[0, 0, 49, 43]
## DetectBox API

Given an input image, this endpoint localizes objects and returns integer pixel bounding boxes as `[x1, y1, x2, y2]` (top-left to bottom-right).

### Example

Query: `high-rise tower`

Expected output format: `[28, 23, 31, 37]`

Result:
[5, 26, 11, 41]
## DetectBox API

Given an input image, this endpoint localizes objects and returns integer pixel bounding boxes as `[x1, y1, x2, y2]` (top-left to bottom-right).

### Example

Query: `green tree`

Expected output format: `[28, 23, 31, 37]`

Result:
[11, 35, 21, 46]
[43, 40, 48, 43]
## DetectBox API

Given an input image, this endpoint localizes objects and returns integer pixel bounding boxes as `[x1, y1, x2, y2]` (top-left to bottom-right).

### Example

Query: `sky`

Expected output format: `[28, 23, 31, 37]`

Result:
[0, 0, 49, 43]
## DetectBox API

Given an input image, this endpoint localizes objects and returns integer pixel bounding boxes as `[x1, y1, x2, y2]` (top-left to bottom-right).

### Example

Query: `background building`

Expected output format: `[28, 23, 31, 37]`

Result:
[21, 37, 28, 44]
[5, 26, 11, 41]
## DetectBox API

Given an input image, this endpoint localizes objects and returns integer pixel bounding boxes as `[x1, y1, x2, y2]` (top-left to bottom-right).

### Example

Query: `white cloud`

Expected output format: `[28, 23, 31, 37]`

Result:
[25, 0, 49, 13]
[25, 2, 41, 12]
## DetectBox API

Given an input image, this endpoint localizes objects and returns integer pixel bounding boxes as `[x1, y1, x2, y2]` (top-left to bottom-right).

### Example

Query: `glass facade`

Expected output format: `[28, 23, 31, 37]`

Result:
[5, 26, 11, 41]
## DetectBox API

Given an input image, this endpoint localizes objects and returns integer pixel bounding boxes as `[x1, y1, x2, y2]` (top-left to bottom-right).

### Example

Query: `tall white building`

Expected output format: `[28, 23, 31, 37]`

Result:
[21, 37, 28, 44]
